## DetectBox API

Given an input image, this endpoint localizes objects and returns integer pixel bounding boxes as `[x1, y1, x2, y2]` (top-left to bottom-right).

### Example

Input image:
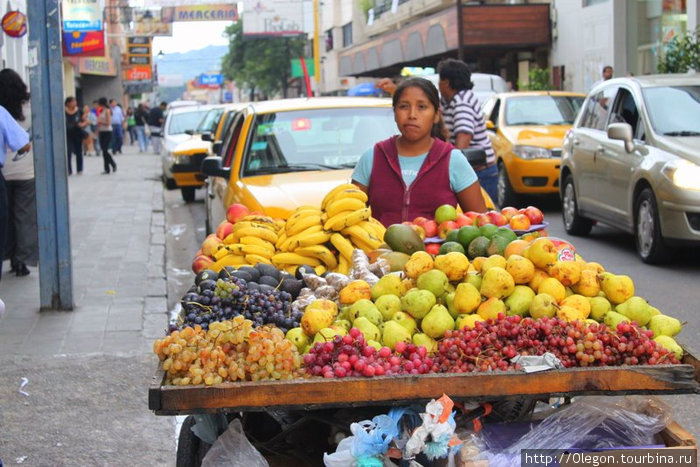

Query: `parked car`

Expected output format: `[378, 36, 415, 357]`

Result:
[161, 104, 216, 189]
[560, 73, 700, 263]
[481, 91, 585, 206]
[425, 72, 508, 107]
[169, 104, 245, 203]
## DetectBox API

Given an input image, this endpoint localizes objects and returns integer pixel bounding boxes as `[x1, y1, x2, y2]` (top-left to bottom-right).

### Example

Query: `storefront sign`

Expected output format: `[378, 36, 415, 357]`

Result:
[62, 0, 102, 32]
[62, 30, 105, 57]
[124, 66, 153, 81]
[243, 0, 310, 37]
[124, 80, 153, 94]
[2, 10, 28, 38]
[128, 55, 151, 65]
[198, 73, 223, 86]
[173, 4, 238, 22]
[77, 56, 116, 76]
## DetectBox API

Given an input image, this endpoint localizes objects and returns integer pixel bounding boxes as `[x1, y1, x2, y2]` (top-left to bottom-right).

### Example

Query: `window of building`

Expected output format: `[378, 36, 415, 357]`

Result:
[325, 30, 334, 52]
[582, 0, 609, 6]
[342, 22, 352, 47]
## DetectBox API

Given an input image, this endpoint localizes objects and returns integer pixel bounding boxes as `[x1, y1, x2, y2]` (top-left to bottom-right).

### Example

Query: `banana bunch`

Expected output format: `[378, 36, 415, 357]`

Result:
[273, 206, 333, 276]
[212, 214, 280, 270]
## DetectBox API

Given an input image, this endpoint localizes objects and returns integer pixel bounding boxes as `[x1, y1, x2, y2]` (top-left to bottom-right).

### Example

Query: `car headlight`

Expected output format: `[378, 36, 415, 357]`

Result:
[512, 145, 552, 159]
[662, 159, 700, 190]
[172, 154, 191, 165]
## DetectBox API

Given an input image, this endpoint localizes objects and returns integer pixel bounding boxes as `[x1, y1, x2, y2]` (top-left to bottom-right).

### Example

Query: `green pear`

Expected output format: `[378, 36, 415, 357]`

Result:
[589, 296, 612, 322]
[285, 327, 309, 352]
[453, 283, 481, 315]
[358, 305, 384, 326]
[604, 310, 630, 329]
[443, 292, 459, 318]
[648, 314, 682, 337]
[382, 320, 413, 350]
[480, 267, 515, 299]
[313, 327, 343, 344]
[376, 294, 401, 321]
[412, 333, 438, 353]
[585, 319, 598, 326]
[352, 316, 381, 342]
[505, 285, 535, 317]
[377, 321, 385, 335]
[392, 311, 418, 335]
[367, 340, 382, 351]
[649, 306, 661, 317]
[371, 274, 403, 300]
[401, 288, 437, 319]
[349, 299, 378, 322]
[338, 305, 352, 322]
[529, 293, 558, 319]
[654, 335, 683, 360]
[333, 319, 352, 331]
[455, 313, 485, 330]
[421, 304, 455, 339]
[416, 269, 450, 298]
[464, 271, 482, 290]
[617, 296, 652, 326]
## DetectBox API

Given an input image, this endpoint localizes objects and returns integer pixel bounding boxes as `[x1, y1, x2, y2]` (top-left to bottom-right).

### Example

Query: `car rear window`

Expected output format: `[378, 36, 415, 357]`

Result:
[643, 85, 700, 136]
[243, 107, 396, 175]
[505, 96, 584, 126]
[168, 110, 209, 135]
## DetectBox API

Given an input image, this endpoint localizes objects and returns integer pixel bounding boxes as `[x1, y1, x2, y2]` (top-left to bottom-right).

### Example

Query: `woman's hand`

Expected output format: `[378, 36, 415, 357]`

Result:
[456, 182, 487, 214]
[376, 78, 397, 96]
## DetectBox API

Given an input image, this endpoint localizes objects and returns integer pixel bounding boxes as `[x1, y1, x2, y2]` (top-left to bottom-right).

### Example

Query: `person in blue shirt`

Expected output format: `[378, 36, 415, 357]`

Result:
[0, 103, 31, 279]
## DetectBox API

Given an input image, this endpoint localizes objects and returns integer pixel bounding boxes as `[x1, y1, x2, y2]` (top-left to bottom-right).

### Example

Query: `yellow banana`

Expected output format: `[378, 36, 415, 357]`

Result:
[324, 207, 372, 231]
[226, 244, 246, 256]
[283, 224, 323, 248]
[239, 236, 275, 249]
[242, 244, 274, 258]
[282, 265, 298, 276]
[285, 214, 323, 236]
[275, 230, 288, 250]
[272, 252, 322, 267]
[368, 218, 387, 239]
[239, 214, 277, 225]
[324, 197, 367, 218]
[314, 265, 327, 276]
[357, 220, 381, 237]
[336, 255, 350, 275]
[245, 254, 273, 265]
[330, 233, 354, 261]
[321, 183, 357, 210]
[212, 254, 247, 271]
[232, 226, 278, 244]
[286, 230, 332, 250]
[274, 218, 286, 230]
[295, 245, 338, 270]
[213, 245, 232, 261]
[286, 207, 322, 226]
[341, 225, 383, 250]
[231, 221, 276, 234]
[324, 188, 369, 209]
[350, 237, 376, 253]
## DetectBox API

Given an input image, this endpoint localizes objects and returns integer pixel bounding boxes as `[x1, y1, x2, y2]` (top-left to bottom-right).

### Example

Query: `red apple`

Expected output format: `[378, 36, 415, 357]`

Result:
[500, 206, 519, 221]
[438, 220, 458, 239]
[523, 206, 544, 225]
[474, 213, 492, 227]
[455, 214, 472, 227]
[425, 243, 441, 255]
[216, 221, 235, 240]
[486, 210, 508, 226]
[201, 234, 223, 257]
[412, 216, 429, 226]
[509, 214, 531, 231]
[192, 254, 215, 274]
[422, 220, 438, 238]
[226, 203, 250, 224]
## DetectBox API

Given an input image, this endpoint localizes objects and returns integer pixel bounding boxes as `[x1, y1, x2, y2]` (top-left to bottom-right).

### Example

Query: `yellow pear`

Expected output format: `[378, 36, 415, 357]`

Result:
[589, 296, 612, 322]
[547, 260, 582, 287]
[560, 294, 591, 319]
[480, 267, 515, 299]
[471, 256, 486, 272]
[572, 269, 600, 297]
[599, 273, 634, 304]
[434, 252, 470, 282]
[537, 277, 566, 303]
[301, 308, 335, 336]
[481, 255, 506, 273]
[505, 254, 535, 284]
[524, 237, 558, 269]
[404, 251, 434, 279]
[529, 293, 558, 319]
[455, 313, 485, 330]
[477, 297, 506, 320]
[556, 305, 588, 322]
[582, 262, 605, 274]
[453, 282, 482, 314]
[339, 280, 372, 305]
[306, 299, 338, 318]
[654, 335, 683, 360]
[528, 269, 550, 291]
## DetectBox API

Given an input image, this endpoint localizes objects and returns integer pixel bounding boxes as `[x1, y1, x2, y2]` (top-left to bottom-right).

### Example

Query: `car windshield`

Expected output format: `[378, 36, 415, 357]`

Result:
[196, 108, 224, 133]
[168, 109, 210, 135]
[643, 85, 700, 136]
[505, 95, 584, 126]
[243, 106, 396, 175]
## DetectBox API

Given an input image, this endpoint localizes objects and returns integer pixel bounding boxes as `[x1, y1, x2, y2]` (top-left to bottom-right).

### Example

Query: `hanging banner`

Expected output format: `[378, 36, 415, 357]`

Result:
[243, 0, 310, 37]
[62, 30, 105, 57]
[2, 10, 28, 38]
[131, 10, 173, 36]
[173, 4, 238, 22]
[62, 0, 102, 32]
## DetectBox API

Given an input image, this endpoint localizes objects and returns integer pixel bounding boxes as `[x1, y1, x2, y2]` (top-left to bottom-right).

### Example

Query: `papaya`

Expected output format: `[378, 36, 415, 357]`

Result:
[384, 224, 425, 255]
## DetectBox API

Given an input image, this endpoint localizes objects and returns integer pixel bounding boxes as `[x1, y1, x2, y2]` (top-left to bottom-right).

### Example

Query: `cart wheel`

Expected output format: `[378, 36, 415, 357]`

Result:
[176, 416, 210, 467]
[488, 398, 538, 423]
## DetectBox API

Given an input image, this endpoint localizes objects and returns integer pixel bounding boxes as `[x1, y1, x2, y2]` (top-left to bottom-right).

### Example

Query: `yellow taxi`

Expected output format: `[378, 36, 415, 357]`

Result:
[481, 91, 585, 206]
[170, 103, 245, 202]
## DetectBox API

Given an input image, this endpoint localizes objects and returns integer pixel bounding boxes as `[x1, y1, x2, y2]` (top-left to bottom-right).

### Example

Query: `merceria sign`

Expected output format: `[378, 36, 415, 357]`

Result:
[174, 4, 238, 22]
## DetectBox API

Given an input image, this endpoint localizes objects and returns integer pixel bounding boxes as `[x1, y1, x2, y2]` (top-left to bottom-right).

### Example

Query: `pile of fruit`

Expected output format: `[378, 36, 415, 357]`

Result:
[192, 184, 386, 276]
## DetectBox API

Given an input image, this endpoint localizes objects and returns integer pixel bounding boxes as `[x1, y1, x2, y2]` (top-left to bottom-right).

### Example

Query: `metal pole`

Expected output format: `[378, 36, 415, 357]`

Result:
[27, 0, 74, 310]
[456, 0, 464, 61]
[313, 0, 320, 93]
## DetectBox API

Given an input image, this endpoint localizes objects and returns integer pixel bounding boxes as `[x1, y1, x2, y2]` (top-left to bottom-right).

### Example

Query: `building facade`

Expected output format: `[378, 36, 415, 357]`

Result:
[0, 0, 29, 83]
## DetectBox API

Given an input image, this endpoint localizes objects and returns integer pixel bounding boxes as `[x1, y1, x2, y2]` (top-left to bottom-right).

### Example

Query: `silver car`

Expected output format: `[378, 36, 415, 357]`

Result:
[559, 73, 700, 264]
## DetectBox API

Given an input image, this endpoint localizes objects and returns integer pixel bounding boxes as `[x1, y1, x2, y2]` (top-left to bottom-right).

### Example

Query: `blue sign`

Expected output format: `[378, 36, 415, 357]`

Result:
[63, 19, 102, 32]
[223, 91, 233, 102]
[198, 74, 224, 86]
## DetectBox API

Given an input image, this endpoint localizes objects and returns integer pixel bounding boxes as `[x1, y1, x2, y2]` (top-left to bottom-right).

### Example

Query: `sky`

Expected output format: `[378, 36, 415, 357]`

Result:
[151, 21, 231, 55]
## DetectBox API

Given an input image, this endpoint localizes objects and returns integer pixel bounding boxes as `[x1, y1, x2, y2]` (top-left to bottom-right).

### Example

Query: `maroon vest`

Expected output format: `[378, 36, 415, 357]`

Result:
[368, 136, 458, 226]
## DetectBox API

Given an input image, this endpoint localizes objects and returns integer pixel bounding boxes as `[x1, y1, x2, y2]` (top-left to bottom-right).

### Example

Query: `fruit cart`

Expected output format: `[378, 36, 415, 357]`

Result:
[149, 347, 700, 466]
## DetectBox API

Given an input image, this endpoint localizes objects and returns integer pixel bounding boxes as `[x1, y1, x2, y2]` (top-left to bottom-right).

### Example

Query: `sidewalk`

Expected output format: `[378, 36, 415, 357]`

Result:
[0, 144, 175, 465]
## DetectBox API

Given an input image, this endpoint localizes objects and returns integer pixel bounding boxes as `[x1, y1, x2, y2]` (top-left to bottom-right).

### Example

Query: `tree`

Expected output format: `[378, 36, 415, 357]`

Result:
[658, 27, 699, 74]
[519, 67, 552, 91]
[222, 22, 307, 99]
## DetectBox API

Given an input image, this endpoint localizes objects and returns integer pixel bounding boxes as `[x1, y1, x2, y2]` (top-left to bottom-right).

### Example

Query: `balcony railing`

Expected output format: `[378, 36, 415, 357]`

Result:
[371, 0, 411, 20]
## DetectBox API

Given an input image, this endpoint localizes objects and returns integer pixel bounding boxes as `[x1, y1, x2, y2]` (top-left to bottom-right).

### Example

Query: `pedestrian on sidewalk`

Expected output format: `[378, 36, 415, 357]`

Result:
[147, 101, 166, 155]
[126, 107, 137, 145]
[64, 96, 86, 175]
[82, 104, 97, 156]
[133, 103, 148, 153]
[110, 99, 125, 154]
[91, 100, 101, 154]
[97, 97, 117, 174]
[0, 69, 38, 277]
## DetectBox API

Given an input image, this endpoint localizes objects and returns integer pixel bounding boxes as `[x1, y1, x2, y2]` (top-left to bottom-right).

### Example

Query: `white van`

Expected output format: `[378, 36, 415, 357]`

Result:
[425, 73, 508, 109]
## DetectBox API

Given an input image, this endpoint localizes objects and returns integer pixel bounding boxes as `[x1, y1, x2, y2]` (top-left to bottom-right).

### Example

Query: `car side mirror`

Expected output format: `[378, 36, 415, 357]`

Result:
[486, 120, 495, 130]
[185, 129, 194, 135]
[201, 156, 230, 178]
[212, 141, 223, 156]
[462, 148, 487, 167]
[201, 132, 213, 142]
[607, 123, 635, 153]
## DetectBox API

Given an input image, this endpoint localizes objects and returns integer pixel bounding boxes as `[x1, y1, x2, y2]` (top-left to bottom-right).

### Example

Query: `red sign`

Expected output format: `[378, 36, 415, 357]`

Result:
[2, 10, 28, 38]
[124, 66, 152, 81]
[62, 30, 105, 57]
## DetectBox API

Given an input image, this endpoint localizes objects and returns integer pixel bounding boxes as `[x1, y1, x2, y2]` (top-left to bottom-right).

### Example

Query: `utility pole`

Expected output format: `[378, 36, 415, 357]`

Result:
[456, 0, 464, 61]
[313, 0, 320, 95]
[27, 0, 74, 310]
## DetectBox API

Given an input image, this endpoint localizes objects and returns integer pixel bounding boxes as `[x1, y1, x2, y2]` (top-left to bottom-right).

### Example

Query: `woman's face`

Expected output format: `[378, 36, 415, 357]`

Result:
[66, 99, 76, 110]
[393, 86, 439, 143]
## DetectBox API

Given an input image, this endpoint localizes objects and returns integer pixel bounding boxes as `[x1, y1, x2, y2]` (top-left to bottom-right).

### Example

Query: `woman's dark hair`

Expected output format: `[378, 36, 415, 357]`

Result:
[392, 77, 450, 141]
[65, 96, 76, 106]
[0, 68, 30, 121]
[437, 58, 474, 91]
[98, 97, 108, 107]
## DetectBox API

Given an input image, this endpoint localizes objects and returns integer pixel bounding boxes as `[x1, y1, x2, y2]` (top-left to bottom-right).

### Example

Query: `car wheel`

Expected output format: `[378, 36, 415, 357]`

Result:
[561, 174, 593, 236]
[181, 186, 196, 203]
[635, 188, 670, 264]
[497, 163, 517, 208]
[164, 176, 177, 190]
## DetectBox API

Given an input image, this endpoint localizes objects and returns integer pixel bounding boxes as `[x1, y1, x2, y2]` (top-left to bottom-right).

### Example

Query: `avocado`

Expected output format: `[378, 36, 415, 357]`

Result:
[486, 235, 510, 257]
[195, 269, 218, 285]
[259, 275, 280, 287]
[198, 279, 217, 292]
[295, 265, 316, 280]
[246, 282, 260, 292]
[384, 224, 425, 255]
[238, 266, 260, 282]
[467, 236, 490, 259]
[279, 277, 304, 298]
[218, 266, 237, 281]
[439, 241, 466, 255]
[258, 284, 276, 294]
[231, 270, 253, 283]
[255, 263, 280, 280]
